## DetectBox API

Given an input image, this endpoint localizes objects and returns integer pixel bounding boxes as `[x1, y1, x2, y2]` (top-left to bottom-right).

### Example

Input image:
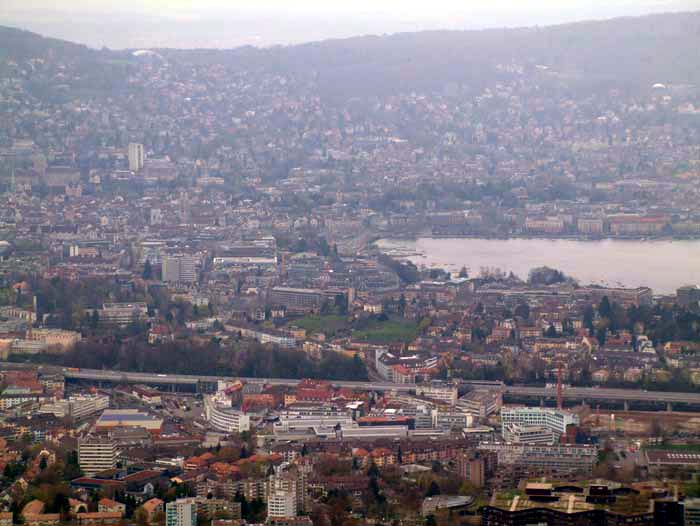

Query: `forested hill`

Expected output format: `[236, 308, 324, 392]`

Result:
[2, 10, 700, 98]
[0, 26, 97, 62]
[158, 11, 700, 97]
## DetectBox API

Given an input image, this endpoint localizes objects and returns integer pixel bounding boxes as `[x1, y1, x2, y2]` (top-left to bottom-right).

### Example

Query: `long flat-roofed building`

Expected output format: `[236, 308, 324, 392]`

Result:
[268, 287, 325, 313]
[96, 409, 163, 435]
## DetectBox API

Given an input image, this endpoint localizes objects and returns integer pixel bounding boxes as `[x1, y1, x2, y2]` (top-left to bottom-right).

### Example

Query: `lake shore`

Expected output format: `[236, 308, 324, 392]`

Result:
[375, 237, 700, 294]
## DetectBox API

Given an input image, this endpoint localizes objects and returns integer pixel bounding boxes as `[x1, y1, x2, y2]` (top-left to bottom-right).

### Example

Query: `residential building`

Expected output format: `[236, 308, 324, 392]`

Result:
[267, 491, 296, 519]
[165, 499, 197, 526]
[482, 482, 663, 526]
[478, 443, 598, 477]
[686, 498, 700, 526]
[456, 454, 486, 487]
[577, 218, 605, 235]
[142, 498, 164, 524]
[76, 512, 122, 526]
[78, 437, 117, 476]
[645, 450, 700, 474]
[128, 143, 144, 172]
[97, 498, 125, 516]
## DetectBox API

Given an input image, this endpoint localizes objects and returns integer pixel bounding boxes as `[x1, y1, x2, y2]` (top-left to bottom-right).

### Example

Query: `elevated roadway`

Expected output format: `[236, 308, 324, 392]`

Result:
[60, 367, 700, 407]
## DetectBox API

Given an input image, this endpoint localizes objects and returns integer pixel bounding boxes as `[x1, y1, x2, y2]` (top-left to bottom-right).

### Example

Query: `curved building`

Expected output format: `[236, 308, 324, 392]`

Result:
[204, 395, 250, 433]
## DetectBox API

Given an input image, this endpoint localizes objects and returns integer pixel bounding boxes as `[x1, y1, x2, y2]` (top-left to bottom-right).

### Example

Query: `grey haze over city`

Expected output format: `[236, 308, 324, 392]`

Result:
[5, 0, 700, 523]
[2, 0, 699, 48]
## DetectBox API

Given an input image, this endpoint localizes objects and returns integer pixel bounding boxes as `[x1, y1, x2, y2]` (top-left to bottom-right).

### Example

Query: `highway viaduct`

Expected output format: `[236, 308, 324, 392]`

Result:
[59, 367, 700, 411]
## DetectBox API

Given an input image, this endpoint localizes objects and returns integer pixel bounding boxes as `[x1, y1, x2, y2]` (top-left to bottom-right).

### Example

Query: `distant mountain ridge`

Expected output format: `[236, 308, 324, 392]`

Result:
[1, 10, 699, 98]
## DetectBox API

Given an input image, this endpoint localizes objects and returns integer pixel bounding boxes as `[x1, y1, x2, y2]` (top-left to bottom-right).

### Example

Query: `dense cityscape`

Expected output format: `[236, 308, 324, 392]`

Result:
[1, 9, 700, 526]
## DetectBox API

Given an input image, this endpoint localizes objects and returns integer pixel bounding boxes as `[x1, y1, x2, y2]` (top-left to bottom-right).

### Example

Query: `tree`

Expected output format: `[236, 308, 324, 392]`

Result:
[318, 238, 331, 257]
[599, 296, 612, 319]
[63, 450, 83, 481]
[134, 507, 149, 526]
[90, 309, 100, 330]
[52, 492, 70, 521]
[528, 266, 570, 285]
[426, 481, 441, 497]
[142, 259, 153, 280]
[596, 327, 607, 347]
[398, 294, 407, 316]
[514, 303, 530, 320]
[367, 462, 379, 479]
[583, 305, 595, 331]
[458, 266, 469, 278]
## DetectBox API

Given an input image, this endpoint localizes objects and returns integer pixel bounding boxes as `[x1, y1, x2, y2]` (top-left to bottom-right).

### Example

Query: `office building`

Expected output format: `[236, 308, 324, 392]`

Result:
[128, 143, 144, 172]
[501, 407, 578, 437]
[204, 395, 250, 433]
[165, 499, 197, 526]
[268, 287, 325, 314]
[503, 423, 556, 445]
[416, 383, 458, 406]
[96, 409, 163, 435]
[432, 409, 472, 430]
[99, 303, 148, 327]
[78, 437, 117, 476]
[39, 394, 109, 420]
[162, 255, 197, 284]
[457, 390, 502, 418]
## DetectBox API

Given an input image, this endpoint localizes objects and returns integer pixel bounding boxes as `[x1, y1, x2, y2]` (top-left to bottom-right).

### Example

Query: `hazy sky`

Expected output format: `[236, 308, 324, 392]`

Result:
[2, 0, 699, 48]
[1, 0, 690, 11]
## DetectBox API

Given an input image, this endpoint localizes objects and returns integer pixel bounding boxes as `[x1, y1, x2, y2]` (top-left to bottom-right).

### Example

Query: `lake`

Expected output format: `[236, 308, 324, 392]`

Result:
[375, 237, 700, 294]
